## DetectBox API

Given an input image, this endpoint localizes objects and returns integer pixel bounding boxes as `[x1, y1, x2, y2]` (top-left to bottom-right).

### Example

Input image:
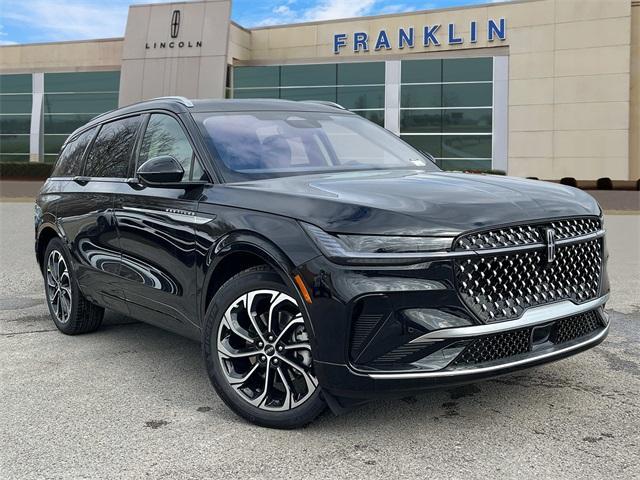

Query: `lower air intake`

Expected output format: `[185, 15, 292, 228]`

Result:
[453, 309, 604, 366]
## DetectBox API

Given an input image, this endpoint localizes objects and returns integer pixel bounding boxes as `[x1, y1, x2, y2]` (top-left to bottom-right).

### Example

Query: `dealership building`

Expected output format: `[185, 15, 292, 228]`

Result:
[0, 0, 638, 180]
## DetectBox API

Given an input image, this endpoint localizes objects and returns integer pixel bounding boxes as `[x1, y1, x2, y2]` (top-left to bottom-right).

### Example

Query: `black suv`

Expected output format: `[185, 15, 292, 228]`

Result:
[36, 97, 609, 428]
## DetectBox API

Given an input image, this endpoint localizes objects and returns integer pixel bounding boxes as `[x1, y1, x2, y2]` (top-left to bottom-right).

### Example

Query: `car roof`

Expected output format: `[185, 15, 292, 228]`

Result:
[90, 98, 350, 124]
[191, 98, 351, 113]
[64, 97, 353, 147]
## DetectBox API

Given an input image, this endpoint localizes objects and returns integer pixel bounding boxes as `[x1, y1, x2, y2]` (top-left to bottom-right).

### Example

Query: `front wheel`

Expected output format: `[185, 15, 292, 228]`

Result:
[202, 266, 326, 428]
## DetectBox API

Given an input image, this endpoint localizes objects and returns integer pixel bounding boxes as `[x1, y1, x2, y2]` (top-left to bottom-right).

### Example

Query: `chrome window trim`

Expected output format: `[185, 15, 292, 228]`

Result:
[409, 294, 608, 342]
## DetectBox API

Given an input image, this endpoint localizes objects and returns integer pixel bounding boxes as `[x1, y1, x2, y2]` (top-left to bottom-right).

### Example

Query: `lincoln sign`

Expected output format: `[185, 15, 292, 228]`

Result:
[333, 18, 507, 54]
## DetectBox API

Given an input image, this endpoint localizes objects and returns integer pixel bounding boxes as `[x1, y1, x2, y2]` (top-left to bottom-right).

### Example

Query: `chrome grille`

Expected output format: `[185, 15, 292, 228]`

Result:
[455, 217, 601, 251]
[454, 227, 603, 323]
[456, 225, 541, 251]
[549, 217, 602, 241]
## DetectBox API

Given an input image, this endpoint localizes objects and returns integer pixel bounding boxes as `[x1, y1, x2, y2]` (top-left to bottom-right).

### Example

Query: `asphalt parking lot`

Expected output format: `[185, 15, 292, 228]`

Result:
[0, 201, 639, 479]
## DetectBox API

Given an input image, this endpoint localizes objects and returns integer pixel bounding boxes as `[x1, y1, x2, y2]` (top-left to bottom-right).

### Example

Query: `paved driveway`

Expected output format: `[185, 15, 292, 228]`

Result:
[1, 203, 638, 479]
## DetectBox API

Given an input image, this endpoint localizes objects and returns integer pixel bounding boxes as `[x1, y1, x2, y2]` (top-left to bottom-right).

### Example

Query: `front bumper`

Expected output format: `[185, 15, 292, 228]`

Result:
[297, 248, 609, 399]
[315, 316, 608, 398]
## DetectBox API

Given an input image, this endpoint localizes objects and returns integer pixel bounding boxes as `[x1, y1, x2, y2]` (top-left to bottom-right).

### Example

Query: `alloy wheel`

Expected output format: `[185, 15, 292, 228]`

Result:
[46, 250, 72, 324]
[216, 289, 318, 411]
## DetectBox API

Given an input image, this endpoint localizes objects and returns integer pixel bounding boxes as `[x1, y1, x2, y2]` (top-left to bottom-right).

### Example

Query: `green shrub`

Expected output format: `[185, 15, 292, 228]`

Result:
[0, 162, 54, 179]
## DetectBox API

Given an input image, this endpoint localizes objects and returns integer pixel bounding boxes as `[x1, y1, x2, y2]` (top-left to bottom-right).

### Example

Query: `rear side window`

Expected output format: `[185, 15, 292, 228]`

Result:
[51, 127, 96, 177]
[138, 114, 205, 181]
[84, 116, 140, 178]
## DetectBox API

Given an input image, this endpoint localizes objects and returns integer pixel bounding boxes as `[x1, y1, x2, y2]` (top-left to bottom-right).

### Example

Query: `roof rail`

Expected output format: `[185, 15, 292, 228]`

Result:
[90, 108, 118, 122]
[90, 96, 194, 122]
[151, 96, 194, 107]
[300, 100, 347, 110]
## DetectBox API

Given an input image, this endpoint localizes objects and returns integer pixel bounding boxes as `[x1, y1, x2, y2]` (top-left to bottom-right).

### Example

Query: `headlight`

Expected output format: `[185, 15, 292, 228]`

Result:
[300, 222, 454, 265]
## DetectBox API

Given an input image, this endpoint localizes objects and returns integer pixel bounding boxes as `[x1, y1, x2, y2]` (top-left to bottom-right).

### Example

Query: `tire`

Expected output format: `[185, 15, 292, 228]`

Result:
[43, 237, 104, 335]
[202, 265, 326, 428]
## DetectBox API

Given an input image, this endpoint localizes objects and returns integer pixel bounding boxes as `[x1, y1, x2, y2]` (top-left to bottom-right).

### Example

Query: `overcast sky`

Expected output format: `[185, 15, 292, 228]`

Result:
[0, 0, 506, 45]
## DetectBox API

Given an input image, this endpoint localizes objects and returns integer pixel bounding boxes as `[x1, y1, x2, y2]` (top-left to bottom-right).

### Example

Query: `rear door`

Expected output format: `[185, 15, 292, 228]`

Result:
[114, 112, 208, 337]
[58, 115, 141, 313]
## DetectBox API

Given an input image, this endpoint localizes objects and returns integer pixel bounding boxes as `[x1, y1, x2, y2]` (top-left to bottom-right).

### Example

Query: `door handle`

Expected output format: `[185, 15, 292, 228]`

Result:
[72, 176, 90, 185]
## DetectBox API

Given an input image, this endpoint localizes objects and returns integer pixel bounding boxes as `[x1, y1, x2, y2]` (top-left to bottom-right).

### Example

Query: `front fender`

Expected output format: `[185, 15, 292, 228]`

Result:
[201, 230, 319, 340]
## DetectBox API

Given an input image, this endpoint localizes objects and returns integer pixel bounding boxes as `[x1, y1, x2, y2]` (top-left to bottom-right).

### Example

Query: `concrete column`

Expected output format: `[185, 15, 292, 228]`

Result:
[492, 56, 508, 173]
[384, 60, 401, 136]
[29, 72, 44, 163]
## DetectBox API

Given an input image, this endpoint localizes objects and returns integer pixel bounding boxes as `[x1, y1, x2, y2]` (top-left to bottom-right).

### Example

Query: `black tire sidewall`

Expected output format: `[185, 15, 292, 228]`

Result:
[43, 238, 82, 334]
[202, 267, 325, 429]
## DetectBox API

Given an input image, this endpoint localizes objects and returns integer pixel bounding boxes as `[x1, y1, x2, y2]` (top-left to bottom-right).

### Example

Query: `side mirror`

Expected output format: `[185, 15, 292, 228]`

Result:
[136, 156, 184, 185]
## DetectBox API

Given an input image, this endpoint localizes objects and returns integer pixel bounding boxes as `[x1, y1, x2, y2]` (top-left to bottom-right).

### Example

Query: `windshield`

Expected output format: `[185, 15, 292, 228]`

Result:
[195, 111, 439, 182]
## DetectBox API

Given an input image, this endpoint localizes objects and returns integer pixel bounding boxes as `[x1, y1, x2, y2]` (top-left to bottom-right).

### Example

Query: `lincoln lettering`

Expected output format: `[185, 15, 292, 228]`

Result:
[333, 18, 506, 54]
[145, 40, 203, 49]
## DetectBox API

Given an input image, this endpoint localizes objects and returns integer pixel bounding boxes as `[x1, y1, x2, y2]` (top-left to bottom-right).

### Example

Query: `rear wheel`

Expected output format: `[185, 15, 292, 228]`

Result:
[202, 266, 325, 428]
[43, 238, 104, 335]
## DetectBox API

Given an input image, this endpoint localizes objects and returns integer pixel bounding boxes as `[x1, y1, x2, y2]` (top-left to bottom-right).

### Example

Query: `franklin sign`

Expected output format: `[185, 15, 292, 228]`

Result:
[333, 18, 506, 54]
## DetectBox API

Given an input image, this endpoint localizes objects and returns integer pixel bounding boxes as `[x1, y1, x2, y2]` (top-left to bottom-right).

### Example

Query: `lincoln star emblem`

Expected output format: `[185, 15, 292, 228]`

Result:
[545, 228, 556, 263]
[170, 10, 181, 39]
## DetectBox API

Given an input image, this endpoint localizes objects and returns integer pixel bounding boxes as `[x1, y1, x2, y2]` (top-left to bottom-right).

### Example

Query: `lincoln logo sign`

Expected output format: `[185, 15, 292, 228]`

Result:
[145, 10, 203, 49]
[170, 10, 180, 39]
[333, 18, 506, 54]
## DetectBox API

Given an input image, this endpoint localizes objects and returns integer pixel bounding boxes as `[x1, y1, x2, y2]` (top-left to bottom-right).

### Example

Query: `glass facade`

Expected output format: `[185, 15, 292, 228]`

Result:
[0, 71, 120, 163]
[0, 74, 32, 162]
[2, 60, 495, 170]
[400, 57, 493, 170]
[232, 58, 494, 170]
[43, 71, 120, 162]
[232, 62, 385, 126]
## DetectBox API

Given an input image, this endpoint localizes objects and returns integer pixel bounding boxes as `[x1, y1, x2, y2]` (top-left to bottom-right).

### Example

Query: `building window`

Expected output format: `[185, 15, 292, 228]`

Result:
[43, 71, 120, 163]
[232, 62, 385, 127]
[0, 74, 32, 162]
[399, 57, 493, 170]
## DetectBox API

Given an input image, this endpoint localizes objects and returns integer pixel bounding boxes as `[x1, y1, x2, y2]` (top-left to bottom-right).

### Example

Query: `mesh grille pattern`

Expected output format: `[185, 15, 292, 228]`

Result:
[550, 310, 603, 344]
[454, 328, 531, 365]
[455, 238, 603, 322]
[549, 217, 602, 241]
[455, 217, 601, 251]
[453, 310, 604, 366]
[456, 225, 542, 251]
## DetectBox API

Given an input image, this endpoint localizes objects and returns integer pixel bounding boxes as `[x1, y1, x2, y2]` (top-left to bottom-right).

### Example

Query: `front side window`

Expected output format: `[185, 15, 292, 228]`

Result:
[51, 127, 96, 177]
[196, 111, 438, 182]
[84, 116, 140, 178]
[138, 114, 204, 182]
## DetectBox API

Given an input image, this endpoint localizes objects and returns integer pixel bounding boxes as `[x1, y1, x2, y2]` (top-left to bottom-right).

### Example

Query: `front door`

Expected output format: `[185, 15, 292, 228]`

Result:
[58, 116, 141, 314]
[114, 112, 208, 337]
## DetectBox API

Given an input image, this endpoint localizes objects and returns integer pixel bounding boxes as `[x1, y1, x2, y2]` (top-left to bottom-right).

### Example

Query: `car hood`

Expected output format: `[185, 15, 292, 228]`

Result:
[208, 170, 601, 236]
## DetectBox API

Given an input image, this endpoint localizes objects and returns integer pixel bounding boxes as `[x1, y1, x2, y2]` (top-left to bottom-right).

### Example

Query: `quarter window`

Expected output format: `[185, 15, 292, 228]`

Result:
[51, 127, 96, 177]
[84, 116, 140, 178]
[138, 114, 204, 181]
